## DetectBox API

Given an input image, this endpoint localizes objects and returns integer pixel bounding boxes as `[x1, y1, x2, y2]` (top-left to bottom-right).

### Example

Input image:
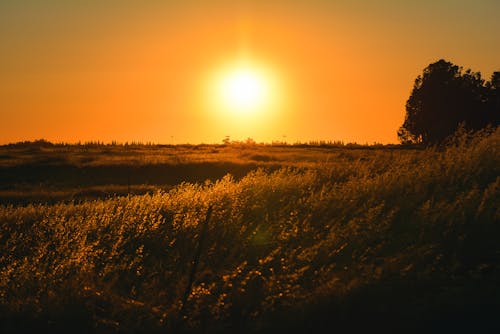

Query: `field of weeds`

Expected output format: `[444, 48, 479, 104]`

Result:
[0, 141, 416, 205]
[0, 129, 499, 333]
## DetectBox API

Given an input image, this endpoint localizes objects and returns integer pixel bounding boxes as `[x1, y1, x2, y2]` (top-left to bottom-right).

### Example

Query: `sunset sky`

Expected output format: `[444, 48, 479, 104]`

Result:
[1, 0, 499, 144]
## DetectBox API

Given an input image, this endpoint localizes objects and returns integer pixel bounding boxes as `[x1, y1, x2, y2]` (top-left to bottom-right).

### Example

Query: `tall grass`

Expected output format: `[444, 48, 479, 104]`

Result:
[0, 129, 498, 333]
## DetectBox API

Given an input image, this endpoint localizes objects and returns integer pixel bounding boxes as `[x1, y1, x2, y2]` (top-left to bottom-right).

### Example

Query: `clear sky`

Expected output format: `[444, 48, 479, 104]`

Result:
[1, 0, 499, 144]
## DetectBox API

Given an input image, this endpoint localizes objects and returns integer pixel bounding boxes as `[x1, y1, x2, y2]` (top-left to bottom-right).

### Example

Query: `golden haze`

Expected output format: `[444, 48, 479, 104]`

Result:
[0, 1, 499, 144]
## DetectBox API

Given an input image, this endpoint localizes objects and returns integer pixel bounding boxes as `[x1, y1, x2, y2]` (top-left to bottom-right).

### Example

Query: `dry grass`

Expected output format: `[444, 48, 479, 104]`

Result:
[0, 129, 498, 333]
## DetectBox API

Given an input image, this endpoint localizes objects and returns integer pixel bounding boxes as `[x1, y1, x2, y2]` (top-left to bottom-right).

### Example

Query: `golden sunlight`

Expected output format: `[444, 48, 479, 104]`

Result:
[219, 68, 268, 113]
[201, 58, 285, 139]
[208, 62, 278, 120]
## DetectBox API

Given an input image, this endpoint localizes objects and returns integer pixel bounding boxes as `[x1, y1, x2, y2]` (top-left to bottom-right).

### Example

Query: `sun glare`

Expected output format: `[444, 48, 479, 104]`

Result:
[204, 60, 283, 135]
[218, 66, 270, 114]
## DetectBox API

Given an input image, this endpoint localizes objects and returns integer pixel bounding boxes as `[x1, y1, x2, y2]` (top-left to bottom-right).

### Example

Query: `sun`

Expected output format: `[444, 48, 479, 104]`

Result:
[218, 67, 270, 113]
[204, 60, 282, 128]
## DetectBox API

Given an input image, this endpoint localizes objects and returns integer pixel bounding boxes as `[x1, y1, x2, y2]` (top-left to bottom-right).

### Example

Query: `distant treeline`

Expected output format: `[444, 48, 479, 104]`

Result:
[2, 139, 163, 148]
[2, 138, 407, 150]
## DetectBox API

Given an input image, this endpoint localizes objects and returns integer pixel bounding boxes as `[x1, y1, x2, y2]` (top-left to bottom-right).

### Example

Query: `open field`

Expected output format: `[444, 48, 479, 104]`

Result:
[0, 129, 499, 333]
[0, 141, 416, 205]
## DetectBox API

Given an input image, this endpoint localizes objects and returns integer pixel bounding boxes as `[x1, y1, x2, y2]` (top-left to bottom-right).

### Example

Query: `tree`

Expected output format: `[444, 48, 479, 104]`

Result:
[485, 71, 500, 128]
[398, 59, 498, 145]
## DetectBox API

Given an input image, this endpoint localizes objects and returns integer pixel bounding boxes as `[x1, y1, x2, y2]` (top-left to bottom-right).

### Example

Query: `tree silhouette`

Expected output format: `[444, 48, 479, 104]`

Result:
[485, 71, 500, 128]
[398, 59, 499, 145]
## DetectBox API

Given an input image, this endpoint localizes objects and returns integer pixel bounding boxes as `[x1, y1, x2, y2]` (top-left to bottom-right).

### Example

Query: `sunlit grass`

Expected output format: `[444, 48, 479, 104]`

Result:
[0, 128, 498, 332]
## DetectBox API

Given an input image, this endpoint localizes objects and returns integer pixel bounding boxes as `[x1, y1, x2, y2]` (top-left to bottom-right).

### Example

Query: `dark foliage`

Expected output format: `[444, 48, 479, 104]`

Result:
[398, 59, 499, 145]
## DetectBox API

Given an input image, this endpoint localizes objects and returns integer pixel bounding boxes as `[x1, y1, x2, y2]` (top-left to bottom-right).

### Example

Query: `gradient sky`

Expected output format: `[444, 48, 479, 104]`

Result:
[1, 0, 499, 144]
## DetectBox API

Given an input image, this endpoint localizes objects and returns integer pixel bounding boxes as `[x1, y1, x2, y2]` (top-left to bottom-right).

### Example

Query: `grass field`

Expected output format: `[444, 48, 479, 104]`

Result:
[0, 129, 499, 333]
[0, 141, 412, 205]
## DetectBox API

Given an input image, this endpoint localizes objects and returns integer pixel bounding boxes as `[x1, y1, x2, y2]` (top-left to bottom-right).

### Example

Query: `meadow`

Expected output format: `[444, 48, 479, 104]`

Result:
[0, 140, 404, 205]
[0, 129, 499, 333]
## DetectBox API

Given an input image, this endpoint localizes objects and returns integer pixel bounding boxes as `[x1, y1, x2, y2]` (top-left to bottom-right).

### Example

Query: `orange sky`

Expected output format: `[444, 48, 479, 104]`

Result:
[1, 1, 499, 144]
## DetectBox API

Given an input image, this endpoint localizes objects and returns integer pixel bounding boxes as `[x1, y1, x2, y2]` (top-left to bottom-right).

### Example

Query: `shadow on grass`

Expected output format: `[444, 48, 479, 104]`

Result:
[2, 274, 499, 334]
[257, 276, 500, 334]
[0, 162, 282, 205]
